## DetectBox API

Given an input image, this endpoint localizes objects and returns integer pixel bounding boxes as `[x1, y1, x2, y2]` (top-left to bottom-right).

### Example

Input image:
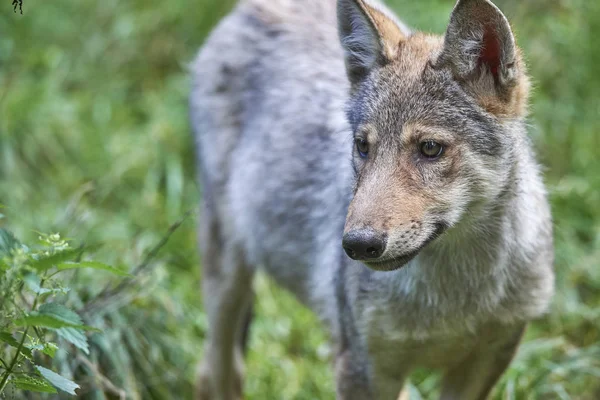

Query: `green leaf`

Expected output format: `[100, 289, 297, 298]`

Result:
[0, 228, 22, 256]
[23, 273, 69, 296]
[38, 303, 82, 325]
[13, 375, 58, 393]
[29, 248, 81, 271]
[14, 303, 100, 332]
[14, 314, 83, 330]
[0, 331, 33, 358]
[57, 327, 89, 354]
[56, 261, 132, 277]
[35, 366, 79, 395]
[42, 342, 58, 358]
[0, 331, 20, 347]
[23, 273, 52, 295]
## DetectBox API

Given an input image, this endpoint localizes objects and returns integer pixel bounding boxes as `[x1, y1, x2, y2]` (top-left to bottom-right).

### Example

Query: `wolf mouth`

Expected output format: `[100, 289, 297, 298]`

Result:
[362, 222, 448, 271]
[363, 250, 421, 271]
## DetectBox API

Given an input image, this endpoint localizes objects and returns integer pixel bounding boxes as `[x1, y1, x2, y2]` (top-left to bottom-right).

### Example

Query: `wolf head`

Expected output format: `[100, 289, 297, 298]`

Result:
[338, 0, 530, 270]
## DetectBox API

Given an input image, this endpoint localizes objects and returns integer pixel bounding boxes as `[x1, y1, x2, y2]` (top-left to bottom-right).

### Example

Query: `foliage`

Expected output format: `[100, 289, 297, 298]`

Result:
[0, 229, 127, 397]
[0, 0, 598, 399]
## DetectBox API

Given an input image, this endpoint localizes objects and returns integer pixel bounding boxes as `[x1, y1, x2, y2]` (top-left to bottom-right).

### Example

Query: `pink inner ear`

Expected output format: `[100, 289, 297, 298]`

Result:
[480, 26, 501, 77]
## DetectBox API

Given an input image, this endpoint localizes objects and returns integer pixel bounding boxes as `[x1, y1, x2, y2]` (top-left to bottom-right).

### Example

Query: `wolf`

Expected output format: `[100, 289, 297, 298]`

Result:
[189, 0, 554, 398]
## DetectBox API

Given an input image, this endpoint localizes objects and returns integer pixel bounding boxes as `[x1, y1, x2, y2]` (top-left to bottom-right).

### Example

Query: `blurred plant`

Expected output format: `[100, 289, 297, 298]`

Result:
[0, 228, 128, 397]
[12, 0, 23, 15]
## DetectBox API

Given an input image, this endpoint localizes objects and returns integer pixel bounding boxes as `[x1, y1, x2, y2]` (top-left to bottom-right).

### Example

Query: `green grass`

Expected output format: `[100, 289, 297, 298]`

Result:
[1, 0, 599, 398]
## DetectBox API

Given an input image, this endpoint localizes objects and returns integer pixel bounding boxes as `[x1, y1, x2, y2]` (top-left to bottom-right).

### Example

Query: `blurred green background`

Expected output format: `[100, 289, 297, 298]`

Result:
[1, 0, 599, 398]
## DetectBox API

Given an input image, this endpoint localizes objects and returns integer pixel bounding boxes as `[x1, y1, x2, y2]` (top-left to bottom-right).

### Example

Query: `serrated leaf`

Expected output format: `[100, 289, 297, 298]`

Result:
[0, 331, 33, 358]
[14, 304, 100, 332]
[56, 261, 132, 277]
[13, 375, 58, 393]
[29, 248, 81, 271]
[35, 366, 79, 395]
[0, 331, 20, 347]
[57, 327, 89, 354]
[14, 314, 83, 330]
[0, 228, 22, 256]
[38, 303, 82, 325]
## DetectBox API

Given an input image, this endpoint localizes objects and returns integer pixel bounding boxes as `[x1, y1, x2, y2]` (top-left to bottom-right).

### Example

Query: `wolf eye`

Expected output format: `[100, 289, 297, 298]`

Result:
[355, 138, 369, 158]
[420, 141, 443, 159]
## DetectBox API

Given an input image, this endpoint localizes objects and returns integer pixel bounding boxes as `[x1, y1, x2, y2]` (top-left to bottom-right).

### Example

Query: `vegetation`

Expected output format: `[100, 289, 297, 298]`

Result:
[1, 0, 598, 398]
[0, 229, 129, 396]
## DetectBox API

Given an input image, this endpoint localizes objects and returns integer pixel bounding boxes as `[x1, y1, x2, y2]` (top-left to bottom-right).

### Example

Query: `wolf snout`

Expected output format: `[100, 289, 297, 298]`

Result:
[342, 229, 387, 260]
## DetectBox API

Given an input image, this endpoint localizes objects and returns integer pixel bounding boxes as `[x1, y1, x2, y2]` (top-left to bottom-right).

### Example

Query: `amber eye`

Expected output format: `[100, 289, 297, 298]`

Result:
[355, 138, 369, 158]
[420, 140, 443, 159]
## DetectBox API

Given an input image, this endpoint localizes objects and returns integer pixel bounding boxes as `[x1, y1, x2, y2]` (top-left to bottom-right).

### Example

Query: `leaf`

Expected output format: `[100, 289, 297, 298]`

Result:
[0, 331, 33, 358]
[13, 375, 58, 393]
[14, 314, 83, 330]
[57, 327, 89, 354]
[38, 303, 82, 325]
[42, 342, 58, 358]
[0, 228, 22, 256]
[29, 248, 81, 271]
[23, 273, 52, 295]
[0, 331, 20, 347]
[14, 303, 100, 332]
[35, 366, 79, 395]
[23, 273, 69, 296]
[56, 261, 132, 277]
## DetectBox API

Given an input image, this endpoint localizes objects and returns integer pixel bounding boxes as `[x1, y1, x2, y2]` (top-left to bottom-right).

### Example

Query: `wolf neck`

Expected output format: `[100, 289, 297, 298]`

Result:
[416, 199, 512, 285]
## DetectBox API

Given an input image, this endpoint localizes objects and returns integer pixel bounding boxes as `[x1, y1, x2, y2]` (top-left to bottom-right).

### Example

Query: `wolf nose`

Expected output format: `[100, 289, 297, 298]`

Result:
[342, 229, 386, 260]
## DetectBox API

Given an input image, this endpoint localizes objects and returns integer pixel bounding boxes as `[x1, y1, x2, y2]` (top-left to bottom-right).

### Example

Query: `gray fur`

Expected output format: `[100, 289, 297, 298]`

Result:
[190, 0, 554, 399]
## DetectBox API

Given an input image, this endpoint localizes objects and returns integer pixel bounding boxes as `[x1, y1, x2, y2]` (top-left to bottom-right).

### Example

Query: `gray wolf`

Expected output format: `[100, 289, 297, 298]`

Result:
[190, 0, 554, 398]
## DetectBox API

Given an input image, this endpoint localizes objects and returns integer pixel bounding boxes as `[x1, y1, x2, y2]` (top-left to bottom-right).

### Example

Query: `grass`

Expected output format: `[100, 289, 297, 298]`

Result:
[1, 0, 599, 398]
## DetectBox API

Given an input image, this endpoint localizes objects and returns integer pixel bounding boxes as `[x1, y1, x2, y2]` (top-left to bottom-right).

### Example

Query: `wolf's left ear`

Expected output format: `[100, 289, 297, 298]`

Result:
[338, 0, 409, 88]
[436, 0, 528, 113]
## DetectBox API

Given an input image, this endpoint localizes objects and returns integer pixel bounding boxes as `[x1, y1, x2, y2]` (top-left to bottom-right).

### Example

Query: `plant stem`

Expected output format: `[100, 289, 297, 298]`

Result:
[82, 209, 194, 314]
[31, 279, 44, 310]
[0, 278, 44, 394]
[0, 326, 28, 394]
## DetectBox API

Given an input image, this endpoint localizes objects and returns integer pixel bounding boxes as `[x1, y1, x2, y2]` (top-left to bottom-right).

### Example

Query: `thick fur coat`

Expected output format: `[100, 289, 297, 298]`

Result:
[190, 0, 554, 398]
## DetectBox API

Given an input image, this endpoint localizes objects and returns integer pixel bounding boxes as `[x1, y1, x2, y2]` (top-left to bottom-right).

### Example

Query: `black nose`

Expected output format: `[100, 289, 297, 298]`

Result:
[342, 229, 386, 260]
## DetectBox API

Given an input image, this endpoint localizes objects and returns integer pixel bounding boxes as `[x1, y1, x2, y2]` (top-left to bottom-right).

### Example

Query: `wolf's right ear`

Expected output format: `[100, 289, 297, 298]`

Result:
[337, 0, 409, 88]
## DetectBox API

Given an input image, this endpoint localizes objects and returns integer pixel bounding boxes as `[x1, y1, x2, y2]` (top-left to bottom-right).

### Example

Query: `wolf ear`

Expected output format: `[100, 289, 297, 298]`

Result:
[437, 0, 520, 93]
[338, 0, 409, 88]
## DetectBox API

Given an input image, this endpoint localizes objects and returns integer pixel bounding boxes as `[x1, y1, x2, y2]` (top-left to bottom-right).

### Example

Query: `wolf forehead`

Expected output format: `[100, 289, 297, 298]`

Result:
[346, 34, 505, 157]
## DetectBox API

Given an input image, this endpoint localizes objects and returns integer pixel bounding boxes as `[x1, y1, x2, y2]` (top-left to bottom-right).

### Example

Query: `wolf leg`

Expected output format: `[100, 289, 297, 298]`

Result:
[439, 324, 526, 400]
[196, 212, 255, 400]
[335, 348, 373, 400]
[335, 347, 408, 400]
